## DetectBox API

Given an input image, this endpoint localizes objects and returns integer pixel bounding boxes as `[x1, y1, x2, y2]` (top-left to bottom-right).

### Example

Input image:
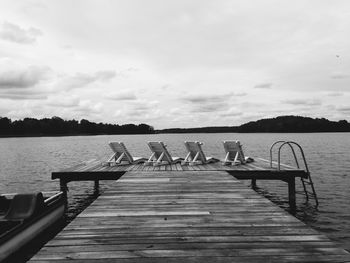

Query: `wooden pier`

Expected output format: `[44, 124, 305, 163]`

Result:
[52, 158, 308, 210]
[30, 170, 350, 262]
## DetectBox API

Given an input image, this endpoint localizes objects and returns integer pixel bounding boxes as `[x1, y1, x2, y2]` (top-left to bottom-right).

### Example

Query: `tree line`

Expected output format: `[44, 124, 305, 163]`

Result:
[0, 116, 154, 136]
[238, 116, 350, 133]
[1, 115, 349, 137]
[158, 116, 350, 133]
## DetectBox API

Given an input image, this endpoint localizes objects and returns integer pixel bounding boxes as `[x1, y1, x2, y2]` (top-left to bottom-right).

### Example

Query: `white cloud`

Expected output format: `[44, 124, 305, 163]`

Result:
[47, 95, 80, 107]
[0, 21, 42, 44]
[0, 91, 47, 100]
[190, 102, 229, 113]
[254, 83, 272, 89]
[104, 90, 137, 101]
[331, 72, 349, 79]
[0, 0, 350, 127]
[220, 108, 244, 117]
[72, 100, 103, 117]
[337, 106, 350, 112]
[181, 93, 242, 104]
[282, 99, 322, 106]
[326, 92, 344, 97]
[0, 59, 52, 100]
[0, 60, 51, 89]
[59, 70, 116, 90]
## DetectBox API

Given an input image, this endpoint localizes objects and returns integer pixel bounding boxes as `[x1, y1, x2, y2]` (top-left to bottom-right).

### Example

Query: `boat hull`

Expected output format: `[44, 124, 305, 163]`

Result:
[0, 192, 66, 262]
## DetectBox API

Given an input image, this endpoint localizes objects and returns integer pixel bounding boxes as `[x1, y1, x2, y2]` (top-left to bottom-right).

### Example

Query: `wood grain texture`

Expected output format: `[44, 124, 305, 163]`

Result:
[30, 171, 350, 262]
[52, 158, 308, 183]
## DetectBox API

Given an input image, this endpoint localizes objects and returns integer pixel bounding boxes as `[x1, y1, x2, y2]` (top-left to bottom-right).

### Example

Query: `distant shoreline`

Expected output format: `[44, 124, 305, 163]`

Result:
[157, 115, 350, 134]
[0, 133, 154, 138]
[1, 115, 349, 138]
[1, 131, 349, 139]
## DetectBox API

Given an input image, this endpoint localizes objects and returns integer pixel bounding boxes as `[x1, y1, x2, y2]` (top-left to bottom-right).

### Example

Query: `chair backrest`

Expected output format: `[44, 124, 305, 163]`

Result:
[147, 141, 174, 162]
[4, 192, 45, 221]
[109, 142, 134, 162]
[184, 141, 207, 162]
[223, 140, 245, 162]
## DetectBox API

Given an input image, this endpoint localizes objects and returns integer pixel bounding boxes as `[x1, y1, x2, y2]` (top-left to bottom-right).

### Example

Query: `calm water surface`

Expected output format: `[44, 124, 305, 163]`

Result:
[0, 133, 349, 251]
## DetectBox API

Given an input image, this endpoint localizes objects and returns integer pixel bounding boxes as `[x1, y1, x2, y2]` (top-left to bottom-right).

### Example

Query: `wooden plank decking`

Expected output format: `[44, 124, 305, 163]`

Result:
[52, 158, 309, 210]
[52, 158, 306, 178]
[29, 171, 350, 262]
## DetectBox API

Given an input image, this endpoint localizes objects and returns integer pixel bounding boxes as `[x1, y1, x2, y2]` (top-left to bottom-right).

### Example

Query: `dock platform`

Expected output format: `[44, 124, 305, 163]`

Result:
[30, 170, 350, 262]
[52, 158, 309, 209]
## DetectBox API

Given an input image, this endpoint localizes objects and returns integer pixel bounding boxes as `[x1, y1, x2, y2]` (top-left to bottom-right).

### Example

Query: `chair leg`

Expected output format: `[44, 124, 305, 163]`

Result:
[239, 151, 246, 164]
[223, 152, 230, 165]
[154, 152, 165, 166]
[144, 152, 155, 166]
[232, 152, 242, 165]
[193, 152, 199, 162]
[115, 152, 125, 164]
[189, 152, 201, 166]
[107, 153, 117, 163]
[182, 152, 191, 165]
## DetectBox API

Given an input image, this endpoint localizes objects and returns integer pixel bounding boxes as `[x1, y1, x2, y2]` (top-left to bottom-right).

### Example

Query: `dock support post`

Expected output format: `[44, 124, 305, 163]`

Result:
[287, 178, 296, 212]
[59, 179, 68, 198]
[251, 179, 257, 189]
[94, 180, 99, 196]
[59, 179, 68, 212]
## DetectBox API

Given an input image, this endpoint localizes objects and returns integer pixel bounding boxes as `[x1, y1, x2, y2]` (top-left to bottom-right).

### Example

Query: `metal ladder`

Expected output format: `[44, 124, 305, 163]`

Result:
[270, 141, 319, 207]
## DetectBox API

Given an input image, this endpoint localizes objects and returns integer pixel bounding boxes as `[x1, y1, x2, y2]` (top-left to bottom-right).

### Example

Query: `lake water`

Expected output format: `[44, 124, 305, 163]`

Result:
[1, 133, 349, 251]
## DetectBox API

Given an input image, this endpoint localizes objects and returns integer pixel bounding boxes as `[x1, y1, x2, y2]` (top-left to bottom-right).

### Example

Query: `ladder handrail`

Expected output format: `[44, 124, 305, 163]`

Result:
[278, 141, 310, 173]
[270, 140, 288, 167]
[270, 141, 299, 169]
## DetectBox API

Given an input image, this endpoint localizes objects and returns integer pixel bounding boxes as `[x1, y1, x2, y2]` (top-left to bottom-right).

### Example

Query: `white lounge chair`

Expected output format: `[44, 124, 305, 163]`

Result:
[222, 140, 254, 165]
[107, 142, 147, 166]
[144, 141, 183, 166]
[182, 141, 219, 165]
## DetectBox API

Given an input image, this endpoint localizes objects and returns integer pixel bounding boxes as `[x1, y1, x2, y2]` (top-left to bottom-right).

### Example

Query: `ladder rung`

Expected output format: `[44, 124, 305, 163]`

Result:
[296, 190, 313, 195]
[301, 179, 312, 184]
[296, 189, 317, 197]
[303, 182, 314, 187]
[306, 192, 317, 196]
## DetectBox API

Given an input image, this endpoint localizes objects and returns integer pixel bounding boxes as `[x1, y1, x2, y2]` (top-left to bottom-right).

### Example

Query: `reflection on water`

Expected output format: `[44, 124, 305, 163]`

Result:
[0, 133, 349, 251]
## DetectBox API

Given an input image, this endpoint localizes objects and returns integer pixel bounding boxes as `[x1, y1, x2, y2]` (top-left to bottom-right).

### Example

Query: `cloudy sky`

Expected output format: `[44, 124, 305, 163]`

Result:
[0, 0, 349, 128]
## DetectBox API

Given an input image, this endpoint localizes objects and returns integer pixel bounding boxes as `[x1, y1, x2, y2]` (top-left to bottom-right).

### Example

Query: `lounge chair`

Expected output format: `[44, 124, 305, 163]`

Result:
[182, 141, 219, 165]
[107, 142, 147, 165]
[222, 140, 254, 165]
[144, 141, 183, 166]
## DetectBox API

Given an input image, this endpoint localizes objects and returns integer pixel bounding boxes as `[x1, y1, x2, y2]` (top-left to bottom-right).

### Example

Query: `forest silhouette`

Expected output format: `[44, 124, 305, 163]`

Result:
[159, 116, 350, 133]
[1, 115, 349, 137]
[0, 116, 154, 136]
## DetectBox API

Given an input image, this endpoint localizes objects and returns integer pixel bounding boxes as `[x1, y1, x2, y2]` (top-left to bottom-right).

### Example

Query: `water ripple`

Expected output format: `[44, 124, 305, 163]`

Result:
[1, 133, 349, 251]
